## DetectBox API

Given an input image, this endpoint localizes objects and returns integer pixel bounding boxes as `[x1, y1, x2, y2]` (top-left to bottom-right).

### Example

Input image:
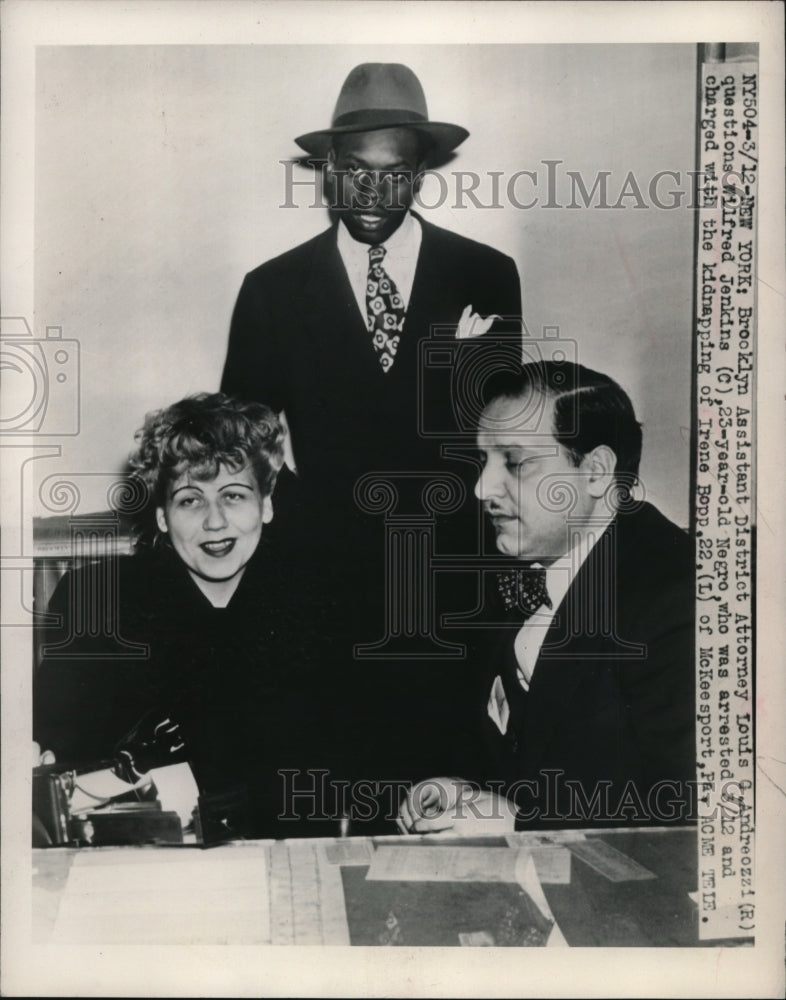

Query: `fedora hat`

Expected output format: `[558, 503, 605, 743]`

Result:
[295, 63, 469, 159]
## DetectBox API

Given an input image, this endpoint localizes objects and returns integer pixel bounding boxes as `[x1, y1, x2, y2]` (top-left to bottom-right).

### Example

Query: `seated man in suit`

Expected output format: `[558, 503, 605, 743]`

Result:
[222, 63, 522, 801]
[398, 360, 696, 833]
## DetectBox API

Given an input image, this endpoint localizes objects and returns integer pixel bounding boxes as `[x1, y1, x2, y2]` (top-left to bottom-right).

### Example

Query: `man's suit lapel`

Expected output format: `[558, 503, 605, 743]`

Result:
[403, 220, 444, 332]
[392, 218, 461, 374]
[298, 227, 383, 381]
[520, 525, 618, 772]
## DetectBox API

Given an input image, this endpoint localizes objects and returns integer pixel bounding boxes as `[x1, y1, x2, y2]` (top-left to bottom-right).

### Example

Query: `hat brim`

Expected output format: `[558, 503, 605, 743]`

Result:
[294, 121, 469, 160]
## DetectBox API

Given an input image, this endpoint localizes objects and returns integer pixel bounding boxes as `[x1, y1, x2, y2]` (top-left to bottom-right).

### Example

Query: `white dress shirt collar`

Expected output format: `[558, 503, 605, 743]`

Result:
[337, 211, 422, 320]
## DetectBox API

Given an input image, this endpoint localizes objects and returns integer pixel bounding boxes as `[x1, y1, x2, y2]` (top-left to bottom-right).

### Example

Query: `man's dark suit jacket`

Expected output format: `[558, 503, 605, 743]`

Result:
[222, 214, 521, 535]
[461, 501, 696, 829]
[221, 215, 522, 815]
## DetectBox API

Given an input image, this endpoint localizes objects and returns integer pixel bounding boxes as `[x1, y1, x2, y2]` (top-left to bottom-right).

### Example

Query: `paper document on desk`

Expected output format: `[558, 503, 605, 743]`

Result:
[505, 831, 587, 847]
[149, 761, 199, 823]
[68, 762, 198, 822]
[515, 853, 568, 947]
[366, 845, 525, 883]
[566, 837, 656, 881]
[366, 844, 570, 885]
[69, 768, 146, 813]
[324, 840, 374, 866]
[526, 846, 572, 884]
[270, 841, 351, 945]
[50, 846, 271, 945]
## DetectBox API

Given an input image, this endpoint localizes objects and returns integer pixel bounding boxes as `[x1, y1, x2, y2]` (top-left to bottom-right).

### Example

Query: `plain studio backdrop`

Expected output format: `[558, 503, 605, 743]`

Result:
[34, 43, 696, 526]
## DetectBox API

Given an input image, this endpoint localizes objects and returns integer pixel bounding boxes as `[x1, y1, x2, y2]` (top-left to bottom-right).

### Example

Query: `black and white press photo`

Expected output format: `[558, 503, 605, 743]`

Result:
[1, 2, 783, 997]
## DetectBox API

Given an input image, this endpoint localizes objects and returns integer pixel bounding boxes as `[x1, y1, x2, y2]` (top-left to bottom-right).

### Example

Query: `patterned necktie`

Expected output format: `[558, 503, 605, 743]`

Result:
[366, 245, 405, 372]
[496, 566, 552, 618]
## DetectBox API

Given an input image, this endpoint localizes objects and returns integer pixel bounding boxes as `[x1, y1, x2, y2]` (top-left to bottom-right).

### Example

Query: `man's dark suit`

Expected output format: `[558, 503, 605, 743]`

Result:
[221, 214, 522, 820]
[222, 214, 521, 527]
[461, 501, 695, 828]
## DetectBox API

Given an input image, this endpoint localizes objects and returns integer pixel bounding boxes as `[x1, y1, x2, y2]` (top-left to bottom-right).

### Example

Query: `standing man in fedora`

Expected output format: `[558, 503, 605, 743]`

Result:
[221, 64, 522, 826]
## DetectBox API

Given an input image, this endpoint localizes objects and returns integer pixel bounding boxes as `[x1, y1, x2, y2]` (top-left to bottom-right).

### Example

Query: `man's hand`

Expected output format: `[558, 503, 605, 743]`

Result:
[397, 777, 518, 836]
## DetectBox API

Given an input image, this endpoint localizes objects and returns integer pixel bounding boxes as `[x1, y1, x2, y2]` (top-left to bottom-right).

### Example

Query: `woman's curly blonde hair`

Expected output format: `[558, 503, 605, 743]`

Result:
[126, 392, 284, 547]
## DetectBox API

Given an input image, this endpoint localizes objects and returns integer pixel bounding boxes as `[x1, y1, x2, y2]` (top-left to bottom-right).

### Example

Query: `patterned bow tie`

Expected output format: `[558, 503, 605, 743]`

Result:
[366, 244, 405, 372]
[496, 567, 552, 617]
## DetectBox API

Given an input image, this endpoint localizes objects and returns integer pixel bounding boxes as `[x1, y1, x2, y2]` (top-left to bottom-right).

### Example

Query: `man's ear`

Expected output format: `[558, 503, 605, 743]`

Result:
[326, 147, 336, 176]
[413, 160, 427, 195]
[155, 507, 168, 534]
[583, 445, 618, 499]
[262, 496, 274, 525]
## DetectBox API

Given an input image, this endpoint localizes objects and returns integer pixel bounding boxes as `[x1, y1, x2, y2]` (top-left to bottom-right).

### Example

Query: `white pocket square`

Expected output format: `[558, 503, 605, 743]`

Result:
[487, 675, 510, 734]
[455, 304, 501, 340]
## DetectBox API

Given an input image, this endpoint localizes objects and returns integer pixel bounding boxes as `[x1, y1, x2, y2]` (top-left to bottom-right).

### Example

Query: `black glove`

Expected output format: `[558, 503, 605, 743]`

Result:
[113, 708, 189, 781]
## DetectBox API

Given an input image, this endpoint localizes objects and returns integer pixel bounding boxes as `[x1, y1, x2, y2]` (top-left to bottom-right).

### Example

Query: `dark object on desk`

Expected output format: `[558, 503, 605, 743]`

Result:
[32, 768, 73, 845]
[33, 759, 129, 846]
[193, 786, 256, 847]
[84, 803, 183, 846]
[33, 706, 190, 848]
[32, 761, 182, 848]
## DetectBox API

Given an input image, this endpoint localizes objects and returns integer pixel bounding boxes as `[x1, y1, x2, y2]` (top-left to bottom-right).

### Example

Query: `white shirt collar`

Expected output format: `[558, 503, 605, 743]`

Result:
[337, 208, 418, 255]
[336, 211, 422, 319]
[338, 212, 422, 270]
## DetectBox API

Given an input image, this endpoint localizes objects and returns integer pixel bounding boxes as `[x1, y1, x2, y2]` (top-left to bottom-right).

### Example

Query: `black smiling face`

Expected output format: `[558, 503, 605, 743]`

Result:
[327, 128, 426, 245]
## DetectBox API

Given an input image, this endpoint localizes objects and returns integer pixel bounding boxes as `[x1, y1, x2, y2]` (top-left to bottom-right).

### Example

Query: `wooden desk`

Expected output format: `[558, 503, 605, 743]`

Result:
[32, 826, 745, 947]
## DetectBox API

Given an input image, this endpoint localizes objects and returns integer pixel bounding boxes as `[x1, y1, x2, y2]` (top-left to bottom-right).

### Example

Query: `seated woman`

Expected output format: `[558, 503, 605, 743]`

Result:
[34, 392, 332, 839]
